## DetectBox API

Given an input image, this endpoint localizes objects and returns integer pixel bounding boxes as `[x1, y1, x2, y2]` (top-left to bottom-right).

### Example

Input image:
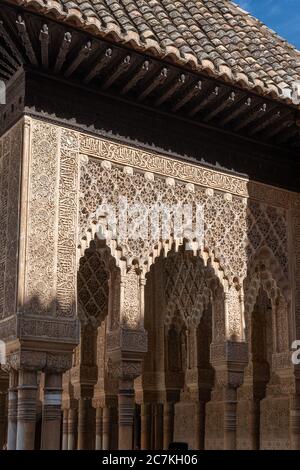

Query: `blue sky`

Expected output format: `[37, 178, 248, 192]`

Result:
[234, 0, 300, 49]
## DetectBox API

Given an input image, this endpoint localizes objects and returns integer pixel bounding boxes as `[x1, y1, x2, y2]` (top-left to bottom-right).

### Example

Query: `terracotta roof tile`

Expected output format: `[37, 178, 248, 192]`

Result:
[7, 0, 300, 104]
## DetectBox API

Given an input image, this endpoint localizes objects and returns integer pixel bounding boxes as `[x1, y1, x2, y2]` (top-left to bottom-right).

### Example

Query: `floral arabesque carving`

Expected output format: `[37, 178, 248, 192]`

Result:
[0, 122, 22, 323]
[79, 156, 289, 291]
[79, 158, 248, 284]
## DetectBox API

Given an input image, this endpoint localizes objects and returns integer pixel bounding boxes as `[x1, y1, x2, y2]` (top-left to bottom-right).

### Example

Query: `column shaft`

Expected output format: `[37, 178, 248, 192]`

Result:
[62, 409, 69, 450]
[163, 403, 174, 450]
[0, 393, 6, 449]
[118, 380, 135, 450]
[154, 403, 163, 450]
[41, 372, 62, 450]
[77, 397, 95, 450]
[195, 401, 206, 450]
[16, 369, 38, 450]
[102, 406, 111, 450]
[224, 389, 237, 450]
[95, 407, 103, 450]
[290, 395, 300, 450]
[7, 370, 18, 450]
[141, 403, 151, 450]
[67, 408, 77, 450]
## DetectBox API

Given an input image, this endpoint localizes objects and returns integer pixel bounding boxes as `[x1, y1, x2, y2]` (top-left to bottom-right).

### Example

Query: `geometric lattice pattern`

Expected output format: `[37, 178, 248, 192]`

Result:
[164, 252, 211, 328]
[80, 159, 289, 283]
[78, 248, 109, 327]
[247, 201, 288, 275]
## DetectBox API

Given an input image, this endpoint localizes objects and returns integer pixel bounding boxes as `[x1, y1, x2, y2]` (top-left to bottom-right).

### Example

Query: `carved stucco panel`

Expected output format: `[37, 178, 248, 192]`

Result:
[291, 210, 300, 339]
[25, 121, 60, 314]
[24, 120, 79, 321]
[56, 130, 80, 317]
[121, 269, 141, 329]
[0, 121, 22, 321]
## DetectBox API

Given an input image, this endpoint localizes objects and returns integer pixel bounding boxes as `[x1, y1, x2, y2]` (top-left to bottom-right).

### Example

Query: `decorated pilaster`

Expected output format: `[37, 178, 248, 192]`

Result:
[107, 266, 148, 450]
[206, 341, 248, 450]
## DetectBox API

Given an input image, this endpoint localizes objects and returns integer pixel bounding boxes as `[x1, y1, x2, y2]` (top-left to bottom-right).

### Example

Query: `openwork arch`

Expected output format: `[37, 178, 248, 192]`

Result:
[244, 246, 290, 314]
[244, 246, 291, 348]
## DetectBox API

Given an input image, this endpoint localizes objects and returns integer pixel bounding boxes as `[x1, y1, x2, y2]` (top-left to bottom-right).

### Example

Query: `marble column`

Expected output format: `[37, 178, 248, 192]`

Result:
[95, 407, 103, 450]
[163, 402, 174, 450]
[16, 369, 38, 450]
[209, 341, 248, 450]
[67, 408, 77, 450]
[224, 387, 238, 450]
[7, 369, 18, 450]
[0, 392, 6, 449]
[41, 372, 62, 450]
[195, 401, 206, 450]
[77, 398, 87, 450]
[102, 406, 111, 450]
[134, 404, 141, 450]
[118, 379, 135, 450]
[62, 408, 69, 450]
[290, 394, 300, 450]
[154, 403, 163, 450]
[141, 403, 151, 450]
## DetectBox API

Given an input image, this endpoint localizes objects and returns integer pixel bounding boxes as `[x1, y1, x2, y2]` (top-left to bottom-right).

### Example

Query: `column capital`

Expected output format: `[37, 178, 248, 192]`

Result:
[107, 327, 148, 381]
[210, 341, 248, 389]
[107, 327, 148, 355]
[108, 358, 143, 381]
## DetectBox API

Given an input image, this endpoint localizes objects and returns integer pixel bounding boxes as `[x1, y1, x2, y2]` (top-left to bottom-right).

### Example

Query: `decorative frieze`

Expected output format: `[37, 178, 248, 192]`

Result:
[80, 134, 300, 209]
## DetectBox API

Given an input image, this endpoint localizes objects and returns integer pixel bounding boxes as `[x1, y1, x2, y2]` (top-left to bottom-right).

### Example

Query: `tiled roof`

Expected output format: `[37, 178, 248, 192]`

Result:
[8, 0, 300, 104]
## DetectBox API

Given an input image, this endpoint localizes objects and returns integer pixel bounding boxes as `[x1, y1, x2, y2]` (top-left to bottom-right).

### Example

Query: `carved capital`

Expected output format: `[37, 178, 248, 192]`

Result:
[6, 350, 46, 371]
[46, 353, 73, 373]
[107, 328, 148, 355]
[107, 358, 143, 381]
[210, 341, 248, 388]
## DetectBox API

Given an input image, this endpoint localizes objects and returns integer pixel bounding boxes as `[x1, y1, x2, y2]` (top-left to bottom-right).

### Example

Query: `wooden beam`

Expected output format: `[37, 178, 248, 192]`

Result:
[102, 55, 131, 90]
[121, 60, 150, 95]
[219, 97, 252, 127]
[0, 69, 10, 80]
[264, 117, 295, 140]
[16, 15, 38, 67]
[39, 24, 49, 69]
[203, 91, 236, 123]
[155, 74, 186, 107]
[0, 44, 19, 70]
[54, 32, 72, 73]
[65, 41, 92, 78]
[189, 85, 219, 118]
[172, 80, 202, 112]
[233, 102, 267, 131]
[0, 58, 15, 75]
[138, 68, 168, 101]
[277, 126, 299, 144]
[84, 48, 113, 84]
[0, 20, 23, 65]
[247, 109, 281, 136]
